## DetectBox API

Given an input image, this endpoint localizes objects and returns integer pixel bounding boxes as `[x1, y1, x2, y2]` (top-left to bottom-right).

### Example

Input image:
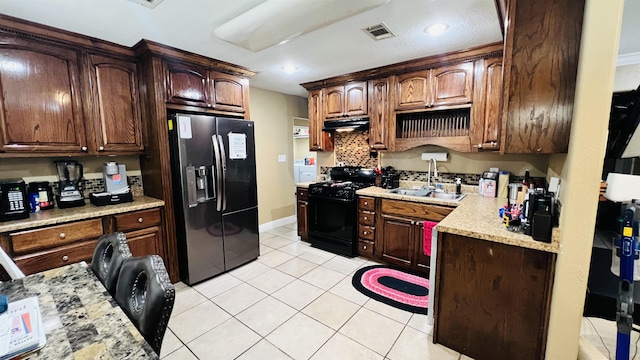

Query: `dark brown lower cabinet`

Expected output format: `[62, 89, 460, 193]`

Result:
[433, 232, 556, 360]
[296, 187, 309, 241]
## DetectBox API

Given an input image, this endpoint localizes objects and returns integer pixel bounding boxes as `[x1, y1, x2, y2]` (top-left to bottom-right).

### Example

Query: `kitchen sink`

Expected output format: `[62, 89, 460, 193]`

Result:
[387, 188, 429, 196]
[386, 188, 465, 201]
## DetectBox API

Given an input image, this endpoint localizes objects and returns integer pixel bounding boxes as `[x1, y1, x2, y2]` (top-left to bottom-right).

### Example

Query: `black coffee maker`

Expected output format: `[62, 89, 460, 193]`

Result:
[523, 190, 554, 240]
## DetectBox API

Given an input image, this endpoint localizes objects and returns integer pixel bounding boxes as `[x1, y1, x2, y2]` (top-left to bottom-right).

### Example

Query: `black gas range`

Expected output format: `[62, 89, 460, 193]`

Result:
[307, 167, 376, 257]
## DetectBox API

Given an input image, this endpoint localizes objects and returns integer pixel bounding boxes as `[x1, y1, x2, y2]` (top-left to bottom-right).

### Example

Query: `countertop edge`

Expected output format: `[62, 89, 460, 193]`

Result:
[355, 187, 560, 254]
[0, 196, 165, 233]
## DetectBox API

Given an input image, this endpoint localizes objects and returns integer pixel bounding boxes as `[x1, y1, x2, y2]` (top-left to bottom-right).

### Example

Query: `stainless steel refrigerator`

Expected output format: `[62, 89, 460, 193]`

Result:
[168, 113, 259, 285]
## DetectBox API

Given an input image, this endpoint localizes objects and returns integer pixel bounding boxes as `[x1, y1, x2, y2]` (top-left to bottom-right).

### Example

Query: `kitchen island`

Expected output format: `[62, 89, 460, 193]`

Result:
[354, 185, 558, 360]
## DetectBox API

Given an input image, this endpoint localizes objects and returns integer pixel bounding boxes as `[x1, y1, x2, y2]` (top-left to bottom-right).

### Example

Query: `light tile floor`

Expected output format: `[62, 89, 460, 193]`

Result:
[161, 221, 462, 360]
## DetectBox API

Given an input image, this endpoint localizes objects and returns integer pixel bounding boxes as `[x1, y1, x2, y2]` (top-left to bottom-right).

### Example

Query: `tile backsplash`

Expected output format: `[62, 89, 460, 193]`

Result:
[52, 175, 144, 198]
[334, 131, 378, 168]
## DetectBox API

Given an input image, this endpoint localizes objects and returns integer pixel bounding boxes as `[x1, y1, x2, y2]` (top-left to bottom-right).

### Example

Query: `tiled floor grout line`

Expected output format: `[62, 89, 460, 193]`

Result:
[165, 227, 439, 360]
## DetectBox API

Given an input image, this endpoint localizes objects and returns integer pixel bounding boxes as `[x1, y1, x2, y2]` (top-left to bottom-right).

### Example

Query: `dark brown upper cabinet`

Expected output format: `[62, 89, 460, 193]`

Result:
[323, 81, 367, 119]
[165, 62, 209, 107]
[368, 78, 391, 150]
[308, 89, 334, 152]
[165, 62, 250, 116]
[0, 36, 87, 153]
[500, 0, 585, 153]
[84, 54, 143, 153]
[395, 62, 474, 111]
[470, 57, 503, 152]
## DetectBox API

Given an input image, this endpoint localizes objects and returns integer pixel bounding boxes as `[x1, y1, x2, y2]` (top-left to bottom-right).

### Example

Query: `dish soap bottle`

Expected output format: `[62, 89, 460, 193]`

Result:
[455, 178, 462, 195]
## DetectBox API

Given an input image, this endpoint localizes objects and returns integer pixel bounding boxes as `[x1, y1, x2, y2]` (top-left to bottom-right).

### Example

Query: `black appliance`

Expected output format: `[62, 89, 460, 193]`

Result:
[382, 173, 400, 189]
[27, 181, 54, 211]
[168, 113, 259, 285]
[322, 118, 369, 132]
[0, 180, 29, 222]
[308, 167, 375, 257]
[54, 160, 85, 208]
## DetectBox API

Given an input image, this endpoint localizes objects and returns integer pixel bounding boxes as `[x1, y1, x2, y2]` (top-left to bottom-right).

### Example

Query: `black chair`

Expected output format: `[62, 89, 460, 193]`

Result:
[91, 232, 132, 294]
[115, 255, 175, 355]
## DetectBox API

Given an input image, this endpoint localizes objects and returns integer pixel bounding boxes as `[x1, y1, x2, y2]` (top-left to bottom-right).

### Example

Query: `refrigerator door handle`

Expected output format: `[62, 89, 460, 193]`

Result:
[217, 134, 228, 211]
[212, 135, 223, 212]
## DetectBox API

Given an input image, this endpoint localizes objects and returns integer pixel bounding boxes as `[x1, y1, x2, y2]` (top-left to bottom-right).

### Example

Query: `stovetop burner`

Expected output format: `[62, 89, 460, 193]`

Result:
[309, 167, 376, 200]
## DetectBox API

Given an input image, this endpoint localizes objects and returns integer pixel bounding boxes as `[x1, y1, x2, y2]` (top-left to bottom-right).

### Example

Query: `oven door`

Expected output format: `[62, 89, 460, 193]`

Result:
[308, 194, 357, 257]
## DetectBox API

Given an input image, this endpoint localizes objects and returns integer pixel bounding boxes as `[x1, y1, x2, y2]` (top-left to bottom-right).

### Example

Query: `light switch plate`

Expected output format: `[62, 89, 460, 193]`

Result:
[278, 154, 286, 162]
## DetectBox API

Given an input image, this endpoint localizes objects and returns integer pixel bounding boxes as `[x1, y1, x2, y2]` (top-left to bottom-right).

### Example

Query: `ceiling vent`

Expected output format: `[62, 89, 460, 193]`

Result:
[363, 23, 396, 40]
[128, 0, 165, 9]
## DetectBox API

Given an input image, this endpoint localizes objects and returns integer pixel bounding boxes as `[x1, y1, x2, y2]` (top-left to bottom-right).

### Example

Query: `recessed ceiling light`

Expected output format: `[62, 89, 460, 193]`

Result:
[424, 23, 449, 36]
[281, 64, 298, 73]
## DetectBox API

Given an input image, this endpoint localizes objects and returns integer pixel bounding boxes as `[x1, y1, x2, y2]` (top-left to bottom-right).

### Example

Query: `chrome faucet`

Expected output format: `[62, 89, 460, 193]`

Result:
[426, 158, 438, 190]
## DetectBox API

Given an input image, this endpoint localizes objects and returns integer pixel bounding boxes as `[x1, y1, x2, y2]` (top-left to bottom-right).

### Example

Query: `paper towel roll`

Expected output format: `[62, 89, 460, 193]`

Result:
[604, 173, 640, 202]
[498, 171, 509, 199]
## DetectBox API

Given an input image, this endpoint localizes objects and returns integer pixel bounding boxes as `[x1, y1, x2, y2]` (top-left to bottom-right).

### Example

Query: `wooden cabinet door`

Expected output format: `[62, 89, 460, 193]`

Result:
[395, 70, 431, 110]
[377, 213, 414, 267]
[297, 200, 308, 241]
[210, 71, 249, 114]
[324, 85, 345, 119]
[308, 89, 333, 151]
[125, 226, 162, 258]
[368, 78, 390, 150]
[165, 61, 209, 107]
[296, 187, 309, 241]
[414, 221, 430, 273]
[432, 62, 474, 107]
[501, 0, 583, 153]
[473, 58, 503, 151]
[86, 54, 143, 153]
[344, 82, 367, 117]
[0, 37, 87, 153]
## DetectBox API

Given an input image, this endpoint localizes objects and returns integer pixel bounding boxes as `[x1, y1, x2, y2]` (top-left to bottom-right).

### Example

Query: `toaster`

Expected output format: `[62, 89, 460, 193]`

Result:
[0, 180, 30, 222]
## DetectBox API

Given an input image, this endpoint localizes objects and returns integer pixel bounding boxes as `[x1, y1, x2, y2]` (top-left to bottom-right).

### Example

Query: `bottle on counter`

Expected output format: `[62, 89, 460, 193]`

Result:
[455, 178, 462, 195]
[498, 171, 509, 199]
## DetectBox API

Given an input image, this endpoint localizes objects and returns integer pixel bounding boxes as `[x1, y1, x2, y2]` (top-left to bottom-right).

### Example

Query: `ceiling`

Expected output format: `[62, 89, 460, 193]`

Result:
[0, 0, 636, 98]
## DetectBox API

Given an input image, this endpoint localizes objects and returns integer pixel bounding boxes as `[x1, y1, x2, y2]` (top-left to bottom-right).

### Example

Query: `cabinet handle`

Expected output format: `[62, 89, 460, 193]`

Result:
[363, 231, 368, 235]
[62, 255, 69, 262]
[364, 216, 368, 220]
[138, 217, 144, 223]
[477, 143, 483, 149]
[363, 245, 368, 250]
[98, 146, 104, 151]
[81, 146, 88, 152]
[59, 233, 66, 239]
[364, 201, 368, 206]
[536, 147, 542, 153]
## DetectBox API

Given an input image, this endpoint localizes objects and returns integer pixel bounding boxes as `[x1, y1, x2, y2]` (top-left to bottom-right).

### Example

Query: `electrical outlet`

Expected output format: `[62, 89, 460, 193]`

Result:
[338, 162, 345, 167]
[278, 154, 286, 162]
[421, 152, 448, 161]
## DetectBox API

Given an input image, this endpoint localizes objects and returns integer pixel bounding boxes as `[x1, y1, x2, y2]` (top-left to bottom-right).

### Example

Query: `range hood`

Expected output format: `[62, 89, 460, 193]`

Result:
[322, 118, 369, 132]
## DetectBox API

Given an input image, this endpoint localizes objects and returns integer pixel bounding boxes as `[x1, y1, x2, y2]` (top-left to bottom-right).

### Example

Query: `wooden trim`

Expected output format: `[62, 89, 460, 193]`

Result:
[494, 0, 507, 36]
[0, 14, 134, 59]
[165, 104, 247, 118]
[133, 39, 256, 78]
[301, 42, 503, 90]
[394, 136, 471, 152]
[499, 0, 516, 154]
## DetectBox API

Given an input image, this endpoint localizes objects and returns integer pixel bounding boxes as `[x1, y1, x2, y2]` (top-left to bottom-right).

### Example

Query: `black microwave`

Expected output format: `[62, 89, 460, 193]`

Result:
[0, 180, 29, 222]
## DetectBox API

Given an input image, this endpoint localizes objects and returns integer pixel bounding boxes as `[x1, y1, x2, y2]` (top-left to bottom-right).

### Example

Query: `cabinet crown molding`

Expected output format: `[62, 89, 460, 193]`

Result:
[301, 42, 503, 91]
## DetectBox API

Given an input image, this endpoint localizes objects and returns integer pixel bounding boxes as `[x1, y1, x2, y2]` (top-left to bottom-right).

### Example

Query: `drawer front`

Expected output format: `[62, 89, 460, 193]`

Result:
[358, 224, 375, 241]
[358, 196, 375, 211]
[15, 240, 98, 275]
[114, 208, 162, 233]
[380, 199, 453, 221]
[11, 219, 103, 254]
[297, 187, 309, 201]
[358, 240, 374, 257]
[358, 210, 375, 226]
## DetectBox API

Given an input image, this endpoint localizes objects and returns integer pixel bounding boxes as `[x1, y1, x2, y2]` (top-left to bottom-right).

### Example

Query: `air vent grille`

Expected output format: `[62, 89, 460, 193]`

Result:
[363, 23, 396, 41]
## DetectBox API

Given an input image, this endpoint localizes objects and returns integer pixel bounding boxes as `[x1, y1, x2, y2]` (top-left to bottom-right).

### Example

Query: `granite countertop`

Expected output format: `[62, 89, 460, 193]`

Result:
[0, 263, 157, 359]
[0, 196, 164, 233]
[356, 186, 560, 253]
